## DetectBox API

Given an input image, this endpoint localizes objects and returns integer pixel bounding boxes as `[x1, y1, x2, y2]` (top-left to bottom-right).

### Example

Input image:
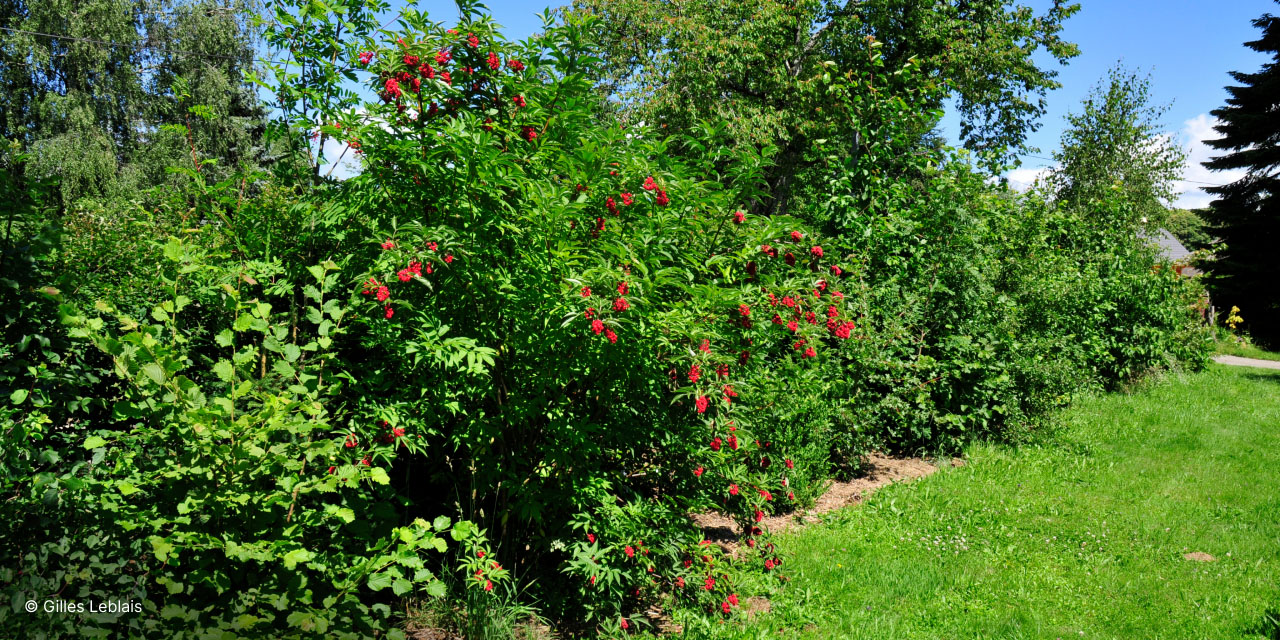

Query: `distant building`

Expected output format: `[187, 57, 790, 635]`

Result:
[1145, 228, 1200, 277]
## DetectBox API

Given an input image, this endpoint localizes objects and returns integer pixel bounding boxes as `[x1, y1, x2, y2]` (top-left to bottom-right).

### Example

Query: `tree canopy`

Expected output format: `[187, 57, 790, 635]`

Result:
[573, 0, 1080, 211]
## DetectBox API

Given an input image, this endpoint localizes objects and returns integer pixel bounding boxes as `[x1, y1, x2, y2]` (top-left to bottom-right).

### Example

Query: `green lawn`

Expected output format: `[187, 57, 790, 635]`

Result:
[676, 364, 1280, 639]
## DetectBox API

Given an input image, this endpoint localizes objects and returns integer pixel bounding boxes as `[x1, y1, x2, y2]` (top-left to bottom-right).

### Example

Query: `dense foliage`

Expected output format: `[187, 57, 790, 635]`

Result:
[1, 0, 1210, 637]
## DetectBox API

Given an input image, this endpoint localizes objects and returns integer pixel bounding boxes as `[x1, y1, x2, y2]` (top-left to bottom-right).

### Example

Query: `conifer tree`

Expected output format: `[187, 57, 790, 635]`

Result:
[1203, 4, 1280, 346]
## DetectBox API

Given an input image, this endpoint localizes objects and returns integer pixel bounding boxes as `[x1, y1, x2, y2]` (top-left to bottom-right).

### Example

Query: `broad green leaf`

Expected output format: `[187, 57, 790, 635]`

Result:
[366, 571, 393, 591]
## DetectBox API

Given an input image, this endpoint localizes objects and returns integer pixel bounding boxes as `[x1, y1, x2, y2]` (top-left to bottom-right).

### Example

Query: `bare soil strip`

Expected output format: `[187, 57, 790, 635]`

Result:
[693, 453, 940, 541]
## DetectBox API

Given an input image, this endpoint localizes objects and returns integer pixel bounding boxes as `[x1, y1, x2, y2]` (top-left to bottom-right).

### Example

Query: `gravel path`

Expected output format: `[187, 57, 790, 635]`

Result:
[1212, 354, 1280, 370]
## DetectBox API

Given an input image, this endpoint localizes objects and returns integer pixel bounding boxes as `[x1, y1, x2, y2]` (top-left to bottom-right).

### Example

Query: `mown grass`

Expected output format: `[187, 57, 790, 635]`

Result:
[671, 364, 1280, 639]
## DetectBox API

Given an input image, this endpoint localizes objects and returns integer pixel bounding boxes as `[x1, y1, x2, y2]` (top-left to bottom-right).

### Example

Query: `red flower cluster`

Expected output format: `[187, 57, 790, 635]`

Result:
[403, 53, 419, 67]
[467, 33, 479, 48]
[655, 190, 669, 206]
[581, 286, 591, 297]
[486, 52, 500, 70]
[612, 297, 630, 312]
[810, 245, 824, 258]
[620, 192, 634, 206]
[688, 364, 701, 383]
[358, 51, 374, 65]
[642, 176, 657, 191]
[522, 126, 537, 141]
[699, 339, 711, 354]
[512, 94, 526, 108]
[695, 395, 709, 413]
[384, 78, 401, 99]
[507, 59, 525, 71]
[435, 49, 451, 65]
[790, 230, 802, 241]
[733, 210, 745, 224]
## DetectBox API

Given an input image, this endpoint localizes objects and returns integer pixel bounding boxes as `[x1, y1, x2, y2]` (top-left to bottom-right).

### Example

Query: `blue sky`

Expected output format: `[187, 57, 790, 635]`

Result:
[334, 0, 1275, 207]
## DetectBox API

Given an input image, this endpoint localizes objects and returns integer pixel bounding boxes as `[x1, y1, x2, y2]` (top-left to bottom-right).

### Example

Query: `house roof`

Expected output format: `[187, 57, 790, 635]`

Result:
[1145, 228, 1193, 263]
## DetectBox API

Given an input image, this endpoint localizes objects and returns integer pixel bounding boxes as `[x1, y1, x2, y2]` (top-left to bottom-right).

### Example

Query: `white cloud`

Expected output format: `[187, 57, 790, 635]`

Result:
[1173, 113, 1246, 209]
[1005, 165, 1053, 192]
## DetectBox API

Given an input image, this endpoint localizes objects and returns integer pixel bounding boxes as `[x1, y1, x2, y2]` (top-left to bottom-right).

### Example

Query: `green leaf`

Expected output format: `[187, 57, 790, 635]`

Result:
[282, 548, 314, 569]
[432, 515, 451, 531]
[425, 580, 446, 597]
[150, 536, 174, 562]
[283, 344, 301, 363]
[391, 578, 412, 596]
[83, 435, 107, 449]
[142, 362, 166, 386]
[213, 360, 235, 383]
[366, 571, 393, 591]
[117, 482, 139, 496]
[9, 389, 28, 404]
[369, 467, 391, 485]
